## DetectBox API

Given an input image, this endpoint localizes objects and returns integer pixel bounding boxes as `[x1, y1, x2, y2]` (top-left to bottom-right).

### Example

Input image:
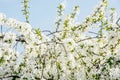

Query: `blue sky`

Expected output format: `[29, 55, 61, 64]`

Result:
[0, 0, 119, 31]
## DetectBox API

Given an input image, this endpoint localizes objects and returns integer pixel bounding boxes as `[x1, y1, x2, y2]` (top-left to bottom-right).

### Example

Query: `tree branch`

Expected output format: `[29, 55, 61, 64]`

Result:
[0, 75, 20, 79]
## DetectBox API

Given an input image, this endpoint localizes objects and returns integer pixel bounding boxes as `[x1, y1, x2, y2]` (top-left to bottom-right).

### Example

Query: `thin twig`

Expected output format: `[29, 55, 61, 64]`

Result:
[1, 25, 2, 34]
[88, 31, 99, 35]
[116, 17, 120, 27]
[76, 36, 102, 43]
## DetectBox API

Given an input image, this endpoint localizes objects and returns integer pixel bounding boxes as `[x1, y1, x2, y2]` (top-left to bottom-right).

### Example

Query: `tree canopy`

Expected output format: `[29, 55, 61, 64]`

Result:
[0, 0, 120, 80]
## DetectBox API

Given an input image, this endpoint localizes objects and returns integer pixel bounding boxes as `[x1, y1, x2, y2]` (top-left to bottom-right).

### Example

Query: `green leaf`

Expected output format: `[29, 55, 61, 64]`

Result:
[35, 28, 42, 39]
[0, 57, 5, 65]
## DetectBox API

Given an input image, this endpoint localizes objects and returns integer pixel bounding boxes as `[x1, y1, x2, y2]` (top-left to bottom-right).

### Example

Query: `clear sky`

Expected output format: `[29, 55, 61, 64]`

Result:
[0, 0, 120, 31]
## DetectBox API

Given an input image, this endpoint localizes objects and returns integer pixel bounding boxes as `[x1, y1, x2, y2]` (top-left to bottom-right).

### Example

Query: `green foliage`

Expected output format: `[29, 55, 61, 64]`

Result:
[21, 0, 30, 23]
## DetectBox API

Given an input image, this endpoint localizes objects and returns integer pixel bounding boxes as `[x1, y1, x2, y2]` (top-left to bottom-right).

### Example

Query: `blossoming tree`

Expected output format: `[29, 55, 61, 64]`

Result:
[0, 0, 120, 80]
